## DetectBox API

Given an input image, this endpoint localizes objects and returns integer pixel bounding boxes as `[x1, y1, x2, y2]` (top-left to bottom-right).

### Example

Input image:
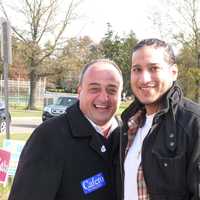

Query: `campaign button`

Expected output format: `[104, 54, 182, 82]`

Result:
[81, 173, 106, 194]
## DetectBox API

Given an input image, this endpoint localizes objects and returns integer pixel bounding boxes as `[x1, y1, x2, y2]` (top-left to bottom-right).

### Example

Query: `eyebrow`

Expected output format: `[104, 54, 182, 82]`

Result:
[131, 64, 141, 68]
[88, 83, 100, 86]
[88, 82, 119, 88]
[148, 63, 160, 66]
[132, 63, 160, 67]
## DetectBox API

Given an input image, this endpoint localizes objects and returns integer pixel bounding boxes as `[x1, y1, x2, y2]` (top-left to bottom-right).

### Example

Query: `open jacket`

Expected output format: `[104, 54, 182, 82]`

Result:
[117, 83, 200, 200]
[8, 102, 119, 200]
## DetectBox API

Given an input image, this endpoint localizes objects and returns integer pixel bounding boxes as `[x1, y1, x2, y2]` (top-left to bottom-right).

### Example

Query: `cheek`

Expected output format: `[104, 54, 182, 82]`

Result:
[79, 91, 93, 105]
[130, 73, 135, 81]
[112, 95, 121, 106]
[130, 73, 140, 84]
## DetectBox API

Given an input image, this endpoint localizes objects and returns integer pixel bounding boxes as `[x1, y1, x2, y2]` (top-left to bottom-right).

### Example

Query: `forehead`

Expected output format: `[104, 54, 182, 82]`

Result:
[82, 62, 122, 87]
[132, 46, 167, 64]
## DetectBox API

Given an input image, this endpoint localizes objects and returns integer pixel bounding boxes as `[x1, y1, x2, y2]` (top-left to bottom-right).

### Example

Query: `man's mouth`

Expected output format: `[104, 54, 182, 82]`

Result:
[140, 84, 156, 90]
[94, 104, 109, 109]
[141, 87, 153, 90]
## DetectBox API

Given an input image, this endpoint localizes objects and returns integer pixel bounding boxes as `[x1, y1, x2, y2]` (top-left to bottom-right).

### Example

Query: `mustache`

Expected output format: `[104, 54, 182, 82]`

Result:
[139, 82, 156, 87]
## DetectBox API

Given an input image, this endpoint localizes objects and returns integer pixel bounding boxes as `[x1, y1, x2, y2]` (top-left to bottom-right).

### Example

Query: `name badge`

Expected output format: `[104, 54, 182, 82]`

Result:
[81, 173, 106, 194]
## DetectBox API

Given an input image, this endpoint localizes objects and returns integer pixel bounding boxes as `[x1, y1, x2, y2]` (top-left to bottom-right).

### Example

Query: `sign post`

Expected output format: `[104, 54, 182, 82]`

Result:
[1, 18, 12, 139]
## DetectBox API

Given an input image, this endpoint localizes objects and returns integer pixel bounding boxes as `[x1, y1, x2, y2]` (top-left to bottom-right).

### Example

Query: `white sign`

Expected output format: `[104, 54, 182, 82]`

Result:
[3, 139, 25, 176]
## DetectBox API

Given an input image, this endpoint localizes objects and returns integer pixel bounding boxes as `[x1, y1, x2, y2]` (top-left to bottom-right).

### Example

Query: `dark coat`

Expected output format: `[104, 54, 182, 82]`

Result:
[117, 84, 200, 200]
[8, 102, 118, 200]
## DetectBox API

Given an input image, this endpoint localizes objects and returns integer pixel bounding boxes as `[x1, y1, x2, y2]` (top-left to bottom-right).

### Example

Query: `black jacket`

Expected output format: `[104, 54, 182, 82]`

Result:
[117, 84, 200, 200]
[8, 102, 118, 200]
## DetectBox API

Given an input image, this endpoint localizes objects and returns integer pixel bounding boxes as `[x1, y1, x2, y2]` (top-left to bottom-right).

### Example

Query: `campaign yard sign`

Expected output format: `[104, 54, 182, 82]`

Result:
[0, 149, 11, 184]
[3, 139, 25, 176]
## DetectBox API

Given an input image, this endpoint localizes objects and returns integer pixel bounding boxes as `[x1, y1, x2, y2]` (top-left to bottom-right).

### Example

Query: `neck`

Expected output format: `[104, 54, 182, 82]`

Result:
[145, 102, 160, 115]
[99, 122, 112, 132]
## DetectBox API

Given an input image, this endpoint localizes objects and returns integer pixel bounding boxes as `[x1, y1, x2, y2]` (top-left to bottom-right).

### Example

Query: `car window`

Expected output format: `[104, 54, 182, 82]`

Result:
[55, 97, 77, 106]
[0, 101, 5, 109]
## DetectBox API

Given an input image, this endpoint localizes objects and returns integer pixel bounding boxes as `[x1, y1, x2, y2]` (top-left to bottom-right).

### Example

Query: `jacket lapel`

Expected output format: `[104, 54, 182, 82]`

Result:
[66, 102, 110, 160]
[89, 134, 110, 160]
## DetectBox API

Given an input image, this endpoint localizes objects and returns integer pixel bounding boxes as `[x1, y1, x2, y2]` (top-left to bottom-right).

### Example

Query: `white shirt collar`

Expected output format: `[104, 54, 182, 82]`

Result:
[86, 116, 118, 137]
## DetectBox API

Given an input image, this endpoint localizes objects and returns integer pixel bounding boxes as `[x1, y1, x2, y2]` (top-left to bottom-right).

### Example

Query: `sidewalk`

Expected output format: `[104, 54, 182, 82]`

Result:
[10, 116, 42, 134]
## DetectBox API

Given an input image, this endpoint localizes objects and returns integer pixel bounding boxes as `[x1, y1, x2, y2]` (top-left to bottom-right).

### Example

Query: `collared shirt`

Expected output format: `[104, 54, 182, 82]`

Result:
[137, 165, 149, 200]
[86, 117, 118, 138]
[124, 114, 154, 200]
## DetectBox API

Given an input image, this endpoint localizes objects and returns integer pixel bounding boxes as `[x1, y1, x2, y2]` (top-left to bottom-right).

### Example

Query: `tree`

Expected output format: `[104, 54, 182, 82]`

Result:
[50, 36, 102, 92]
[0, 0, 81, 109]
[10, 37, 29, 80]
[149, 0, 200, 102]
[100, 24, 138, 95]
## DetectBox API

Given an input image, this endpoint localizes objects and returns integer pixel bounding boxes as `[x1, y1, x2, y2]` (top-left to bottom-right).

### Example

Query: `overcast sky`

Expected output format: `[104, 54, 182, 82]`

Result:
[67, 0, 162, 42]
[2, 0, 165, 43]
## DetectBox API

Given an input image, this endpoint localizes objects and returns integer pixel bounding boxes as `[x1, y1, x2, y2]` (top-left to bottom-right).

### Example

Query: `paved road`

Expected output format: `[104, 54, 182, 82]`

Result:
[10, 117, 43, 134]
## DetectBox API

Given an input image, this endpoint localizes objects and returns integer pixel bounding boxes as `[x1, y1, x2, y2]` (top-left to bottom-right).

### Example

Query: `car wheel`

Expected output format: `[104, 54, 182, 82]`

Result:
[0, 119, 6, 133]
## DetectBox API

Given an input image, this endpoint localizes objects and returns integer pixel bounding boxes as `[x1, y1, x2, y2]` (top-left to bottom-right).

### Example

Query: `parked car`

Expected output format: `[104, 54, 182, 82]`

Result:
[0, 100, 11, 133]
[42, 96, 78, 121]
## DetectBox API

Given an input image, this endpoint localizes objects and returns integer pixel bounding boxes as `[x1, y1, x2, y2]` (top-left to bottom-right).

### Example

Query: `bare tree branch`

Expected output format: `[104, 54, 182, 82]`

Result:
[0, 0, 82, 109]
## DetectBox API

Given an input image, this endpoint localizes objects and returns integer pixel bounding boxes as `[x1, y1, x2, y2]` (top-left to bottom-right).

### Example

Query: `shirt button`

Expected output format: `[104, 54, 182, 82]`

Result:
[169, 133, 174, 138]
[164, 162, 168, 167]
[170, 142, 175, 146]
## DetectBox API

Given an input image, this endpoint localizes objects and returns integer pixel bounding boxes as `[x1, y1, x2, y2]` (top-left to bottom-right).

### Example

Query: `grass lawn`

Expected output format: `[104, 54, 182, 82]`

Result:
[0, 133, 31, 147]
[9, 100, 132, 118]
[118, 100, 132, 115]
[10, 109, 42, 118]
[0, 183, 11, 200]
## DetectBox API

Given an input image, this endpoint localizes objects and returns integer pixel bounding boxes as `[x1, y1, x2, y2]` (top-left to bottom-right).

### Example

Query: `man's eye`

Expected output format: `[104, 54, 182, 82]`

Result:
[89, 88, 100, 93]
[131, 67, 141, 73]
[107, 88, 117, 95]
[150, 66, 161, 72]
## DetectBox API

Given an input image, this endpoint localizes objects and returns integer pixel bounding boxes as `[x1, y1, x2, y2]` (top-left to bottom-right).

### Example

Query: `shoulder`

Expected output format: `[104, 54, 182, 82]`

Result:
[35, 113, 69, 137]
[178, 98, 200, 119]
[176, 98, 200, 136]
[24, 114, 69, 156]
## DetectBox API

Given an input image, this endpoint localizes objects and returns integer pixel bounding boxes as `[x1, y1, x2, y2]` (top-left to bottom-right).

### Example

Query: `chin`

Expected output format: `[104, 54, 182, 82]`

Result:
[95, 121, 107, 126]
[139, 98, 157, 105]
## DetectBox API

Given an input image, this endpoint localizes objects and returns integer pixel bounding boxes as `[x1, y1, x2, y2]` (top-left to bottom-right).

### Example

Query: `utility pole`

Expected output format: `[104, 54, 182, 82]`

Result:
[1, 18, 12, 139]
[198, 54, 200, 103]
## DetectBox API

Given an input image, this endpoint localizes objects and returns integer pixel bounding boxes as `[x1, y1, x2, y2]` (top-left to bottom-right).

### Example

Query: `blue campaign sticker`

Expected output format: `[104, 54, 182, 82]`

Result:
[81, 173, 106, 194]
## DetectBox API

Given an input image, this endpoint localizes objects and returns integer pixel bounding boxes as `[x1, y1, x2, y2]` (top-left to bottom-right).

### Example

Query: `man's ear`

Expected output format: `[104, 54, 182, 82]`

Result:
[77, 85, 81, 97]
[171, 64, 178, 81]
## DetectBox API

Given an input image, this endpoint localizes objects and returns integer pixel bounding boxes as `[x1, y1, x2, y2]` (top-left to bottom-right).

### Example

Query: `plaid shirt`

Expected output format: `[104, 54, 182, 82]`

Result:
[137, 165, 150, 200]
[126, 109, 150, 200]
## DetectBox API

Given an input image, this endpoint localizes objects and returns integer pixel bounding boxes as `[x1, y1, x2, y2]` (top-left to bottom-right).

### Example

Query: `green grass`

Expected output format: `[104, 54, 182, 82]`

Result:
[10, 109, 42, 117]
[118, 100, 132, 115]
[0, 182, 12, 200]
[0, 133, 31, 147]
[9, 101, 131, 118]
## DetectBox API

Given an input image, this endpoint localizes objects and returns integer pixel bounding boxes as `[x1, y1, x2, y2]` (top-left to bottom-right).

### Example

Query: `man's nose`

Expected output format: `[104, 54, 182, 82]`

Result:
[98, 90, 109, 101]
[140, 70, 151, 83]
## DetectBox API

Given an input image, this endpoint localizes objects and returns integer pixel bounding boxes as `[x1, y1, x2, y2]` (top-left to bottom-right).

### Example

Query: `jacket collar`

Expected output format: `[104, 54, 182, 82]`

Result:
[66, 101, 96, 138]
[65, 102, 120, 160]
[121, 82, 183, 153]
[122, 82, 183, 124]
[158, 82, 183, 115]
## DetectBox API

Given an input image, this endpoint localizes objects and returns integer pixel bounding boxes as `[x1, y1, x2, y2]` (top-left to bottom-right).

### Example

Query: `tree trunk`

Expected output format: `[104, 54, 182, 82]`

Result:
[27, 70, 38, 110]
